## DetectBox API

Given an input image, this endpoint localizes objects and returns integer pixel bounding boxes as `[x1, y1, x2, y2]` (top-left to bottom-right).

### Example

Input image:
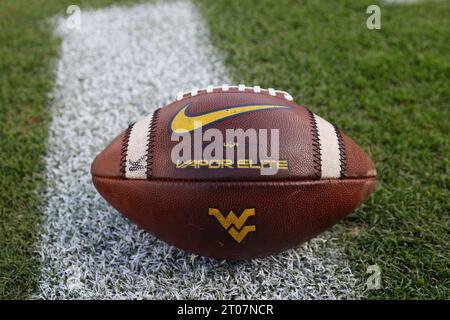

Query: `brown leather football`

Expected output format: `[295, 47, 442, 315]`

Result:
[91, 85, 376, 260]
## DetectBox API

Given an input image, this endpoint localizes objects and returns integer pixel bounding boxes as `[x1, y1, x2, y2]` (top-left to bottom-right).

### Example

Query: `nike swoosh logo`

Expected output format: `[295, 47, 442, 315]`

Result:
[170, 104, 290, 134]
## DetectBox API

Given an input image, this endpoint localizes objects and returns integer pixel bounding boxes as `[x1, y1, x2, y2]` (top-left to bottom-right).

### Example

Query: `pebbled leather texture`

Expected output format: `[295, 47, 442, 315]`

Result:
[92, 131, 125, 178]
[92, 176, 376, 260]
[91, 87, 377, 259]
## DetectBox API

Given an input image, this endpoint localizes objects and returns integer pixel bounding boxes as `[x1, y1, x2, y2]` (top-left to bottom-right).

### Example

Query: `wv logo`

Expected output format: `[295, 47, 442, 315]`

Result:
[208, 208, 256, 243]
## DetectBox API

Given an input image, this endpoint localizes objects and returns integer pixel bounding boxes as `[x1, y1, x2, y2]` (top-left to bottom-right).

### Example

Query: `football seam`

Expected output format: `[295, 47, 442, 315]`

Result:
[92, 174, 376, 183]
[307, 109, 322, 179]
[119, 123, 134, 179]
[146, 108, 160, 179]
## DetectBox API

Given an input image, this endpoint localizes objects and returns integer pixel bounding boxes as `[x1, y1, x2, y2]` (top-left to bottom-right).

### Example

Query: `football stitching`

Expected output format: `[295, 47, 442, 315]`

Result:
[120, 123, 134, 179]
[175, 85, 294, 103]
[146, 108, 160, 179]
[93, 175, 376, 183]
[334, 125, 347, 179]
[308, 109, 322, 179]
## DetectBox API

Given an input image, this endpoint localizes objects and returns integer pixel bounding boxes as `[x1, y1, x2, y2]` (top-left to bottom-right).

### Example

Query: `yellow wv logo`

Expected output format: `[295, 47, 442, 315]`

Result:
[208, 208, 256, 243]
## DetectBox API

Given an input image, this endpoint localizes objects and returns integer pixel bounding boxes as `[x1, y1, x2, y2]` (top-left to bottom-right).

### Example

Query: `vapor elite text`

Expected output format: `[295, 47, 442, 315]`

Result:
[171, 121, 287, 175]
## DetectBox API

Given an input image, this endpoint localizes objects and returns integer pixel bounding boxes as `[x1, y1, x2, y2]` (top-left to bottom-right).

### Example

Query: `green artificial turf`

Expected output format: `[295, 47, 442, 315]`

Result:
[197, 0, 450, 299]
[0, 0, 448, 300]
[0, 0, 146, 300]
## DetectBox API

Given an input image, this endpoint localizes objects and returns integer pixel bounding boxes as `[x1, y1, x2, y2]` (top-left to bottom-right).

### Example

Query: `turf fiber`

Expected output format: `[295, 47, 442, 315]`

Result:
[0, 0, 448, 299]
[197, 0, 450, 299]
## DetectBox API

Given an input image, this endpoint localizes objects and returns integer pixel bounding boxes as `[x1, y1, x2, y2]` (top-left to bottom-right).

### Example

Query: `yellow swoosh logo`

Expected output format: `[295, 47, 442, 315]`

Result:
[170, 104, 289, 134]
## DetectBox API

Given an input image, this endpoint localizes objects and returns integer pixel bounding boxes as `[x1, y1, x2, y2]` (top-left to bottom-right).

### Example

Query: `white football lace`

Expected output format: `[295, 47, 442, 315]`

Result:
[175, 84, 294, 102]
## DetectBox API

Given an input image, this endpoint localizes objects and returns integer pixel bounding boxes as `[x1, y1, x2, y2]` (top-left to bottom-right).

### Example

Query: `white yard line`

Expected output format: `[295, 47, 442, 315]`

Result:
[37, 0, 359, 299]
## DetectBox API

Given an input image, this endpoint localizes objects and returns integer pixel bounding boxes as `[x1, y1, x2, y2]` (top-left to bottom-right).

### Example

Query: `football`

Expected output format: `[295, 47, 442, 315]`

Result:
[91, 85, 376, 260]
